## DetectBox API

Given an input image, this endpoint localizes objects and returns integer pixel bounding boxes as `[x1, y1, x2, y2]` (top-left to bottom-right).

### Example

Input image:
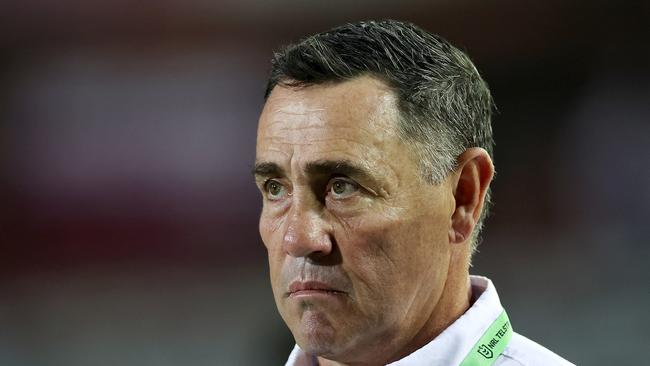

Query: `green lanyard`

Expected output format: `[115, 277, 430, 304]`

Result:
[459, 310, 512, 366]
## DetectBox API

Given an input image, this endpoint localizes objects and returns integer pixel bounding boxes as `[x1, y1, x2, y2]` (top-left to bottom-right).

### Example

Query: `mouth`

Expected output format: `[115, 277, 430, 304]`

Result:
[287, 280, 346, 298]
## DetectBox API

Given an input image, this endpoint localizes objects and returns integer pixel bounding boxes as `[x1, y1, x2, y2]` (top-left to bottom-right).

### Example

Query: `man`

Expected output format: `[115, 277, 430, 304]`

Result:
[253, 20, 573, 366]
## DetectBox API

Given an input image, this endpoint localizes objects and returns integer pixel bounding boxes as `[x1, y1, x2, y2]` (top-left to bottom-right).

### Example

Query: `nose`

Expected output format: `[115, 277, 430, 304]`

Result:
[282, 204, 333, 259]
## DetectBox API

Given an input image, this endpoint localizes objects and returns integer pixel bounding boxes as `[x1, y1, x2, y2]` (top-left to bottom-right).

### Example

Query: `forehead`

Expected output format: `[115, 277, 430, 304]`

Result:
[256, 76, 405, 172]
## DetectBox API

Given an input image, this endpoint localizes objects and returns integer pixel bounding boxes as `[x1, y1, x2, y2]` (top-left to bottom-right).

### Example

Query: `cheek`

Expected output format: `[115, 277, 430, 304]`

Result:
[259, 209, 285, 251]
[259, 214, 287, 296]
[340, 211, 449, 304]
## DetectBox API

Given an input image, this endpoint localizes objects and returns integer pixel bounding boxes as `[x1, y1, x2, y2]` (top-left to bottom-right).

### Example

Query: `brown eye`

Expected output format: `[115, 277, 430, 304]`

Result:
[265, 180, 287, 200]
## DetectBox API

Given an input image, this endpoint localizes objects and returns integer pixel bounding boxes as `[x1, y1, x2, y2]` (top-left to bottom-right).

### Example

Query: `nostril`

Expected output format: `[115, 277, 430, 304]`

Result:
[306, 235, 341, 266]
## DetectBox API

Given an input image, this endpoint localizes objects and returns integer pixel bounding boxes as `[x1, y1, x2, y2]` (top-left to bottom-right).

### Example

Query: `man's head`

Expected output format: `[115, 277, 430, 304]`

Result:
[254, 20, 495, 365]
[265, 20, 495, 247]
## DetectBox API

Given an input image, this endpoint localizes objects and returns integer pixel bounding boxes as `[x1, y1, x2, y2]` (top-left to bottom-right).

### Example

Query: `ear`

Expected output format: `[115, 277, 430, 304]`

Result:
[448, 148, 494, 244]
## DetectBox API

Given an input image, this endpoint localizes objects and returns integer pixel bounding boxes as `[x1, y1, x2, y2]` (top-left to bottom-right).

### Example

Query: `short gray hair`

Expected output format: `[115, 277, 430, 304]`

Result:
[264, 20, 495, 253]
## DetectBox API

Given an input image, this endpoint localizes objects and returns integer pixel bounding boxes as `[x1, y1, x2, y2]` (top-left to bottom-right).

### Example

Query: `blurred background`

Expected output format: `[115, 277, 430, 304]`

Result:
[1, 0, 648, 364]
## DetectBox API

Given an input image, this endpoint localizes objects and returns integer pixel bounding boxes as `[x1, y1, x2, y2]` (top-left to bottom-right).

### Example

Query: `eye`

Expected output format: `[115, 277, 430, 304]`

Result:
[327, 178, 359, 199]
[264, 180, 287, 200]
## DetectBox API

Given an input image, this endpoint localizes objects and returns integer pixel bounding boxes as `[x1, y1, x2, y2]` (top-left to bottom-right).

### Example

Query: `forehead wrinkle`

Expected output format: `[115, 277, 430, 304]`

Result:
[264, 90, 397, 130]
[263, 123, 392, 147]
[263, 104, 327, 130]
[273, 102, 324, 111]
[263, 115, 326, 130]
[261, 146, 295, 157]
[271, 105, 326, 117]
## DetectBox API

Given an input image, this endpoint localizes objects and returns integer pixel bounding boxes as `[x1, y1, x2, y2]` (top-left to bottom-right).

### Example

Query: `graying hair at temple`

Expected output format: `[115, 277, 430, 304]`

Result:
[264, 19, 495, 252]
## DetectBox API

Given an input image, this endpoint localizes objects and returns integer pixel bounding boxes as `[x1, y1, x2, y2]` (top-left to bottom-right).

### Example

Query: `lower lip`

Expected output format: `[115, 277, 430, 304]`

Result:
[289, 290, 344, 298]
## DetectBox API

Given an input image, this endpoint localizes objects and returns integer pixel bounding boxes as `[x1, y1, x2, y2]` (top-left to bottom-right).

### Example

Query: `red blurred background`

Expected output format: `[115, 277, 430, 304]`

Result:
[1, 1, 648, 364]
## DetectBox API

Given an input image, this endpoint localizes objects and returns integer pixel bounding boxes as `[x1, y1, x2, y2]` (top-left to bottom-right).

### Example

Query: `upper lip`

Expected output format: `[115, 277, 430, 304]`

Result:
[287, 281, 344, 295]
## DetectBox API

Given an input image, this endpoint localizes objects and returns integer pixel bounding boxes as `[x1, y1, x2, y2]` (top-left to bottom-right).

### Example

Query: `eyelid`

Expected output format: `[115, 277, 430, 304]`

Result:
[332, 173, 382, 197]
[326, 177, 360, 198]
[332, 176, 356, 185]
[261, 177, 283, 188]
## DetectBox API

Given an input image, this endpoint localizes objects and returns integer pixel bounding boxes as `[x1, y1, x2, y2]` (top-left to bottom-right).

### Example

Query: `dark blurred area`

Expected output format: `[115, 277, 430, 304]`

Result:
[1, 1, 648, 365]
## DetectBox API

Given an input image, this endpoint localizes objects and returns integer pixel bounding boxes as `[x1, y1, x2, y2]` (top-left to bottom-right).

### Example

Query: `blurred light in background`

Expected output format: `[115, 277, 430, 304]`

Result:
[1, 0, 648, 365]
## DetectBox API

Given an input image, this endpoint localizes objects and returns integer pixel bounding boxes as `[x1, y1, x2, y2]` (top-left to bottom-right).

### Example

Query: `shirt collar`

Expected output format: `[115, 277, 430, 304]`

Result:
[285, 275, 504, 366]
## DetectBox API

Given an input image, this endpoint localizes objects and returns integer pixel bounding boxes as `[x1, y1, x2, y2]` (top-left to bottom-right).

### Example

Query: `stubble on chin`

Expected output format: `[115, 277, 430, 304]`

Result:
[291, 303, 340, 356]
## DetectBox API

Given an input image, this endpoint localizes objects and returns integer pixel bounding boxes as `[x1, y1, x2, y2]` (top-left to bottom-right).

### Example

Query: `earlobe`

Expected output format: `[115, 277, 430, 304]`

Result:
[449, 148, 494, 244]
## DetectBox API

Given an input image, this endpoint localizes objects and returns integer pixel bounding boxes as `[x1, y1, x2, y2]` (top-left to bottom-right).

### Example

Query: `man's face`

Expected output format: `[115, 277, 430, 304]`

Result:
[255, 76, 456, 361]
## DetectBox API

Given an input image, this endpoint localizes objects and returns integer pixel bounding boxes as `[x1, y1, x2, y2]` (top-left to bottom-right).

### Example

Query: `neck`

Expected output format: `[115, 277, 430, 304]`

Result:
[396, 270, 472, 361]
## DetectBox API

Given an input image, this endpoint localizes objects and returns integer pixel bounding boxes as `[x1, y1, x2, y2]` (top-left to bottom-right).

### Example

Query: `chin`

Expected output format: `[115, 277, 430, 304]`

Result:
[297, 334, 363, 365]
[292, 311, 344, 356]
[298, 341, 338, 358]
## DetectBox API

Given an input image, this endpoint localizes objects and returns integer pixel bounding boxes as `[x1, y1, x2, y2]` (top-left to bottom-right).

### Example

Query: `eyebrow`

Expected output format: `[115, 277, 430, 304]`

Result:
[304, 160, 377, 183]
[252, 162, 285, 179]
[253, 159, 380, 185]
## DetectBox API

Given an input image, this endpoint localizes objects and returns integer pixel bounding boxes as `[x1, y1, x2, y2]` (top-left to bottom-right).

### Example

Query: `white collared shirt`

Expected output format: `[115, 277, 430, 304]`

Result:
[285, 275, 574, 366]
